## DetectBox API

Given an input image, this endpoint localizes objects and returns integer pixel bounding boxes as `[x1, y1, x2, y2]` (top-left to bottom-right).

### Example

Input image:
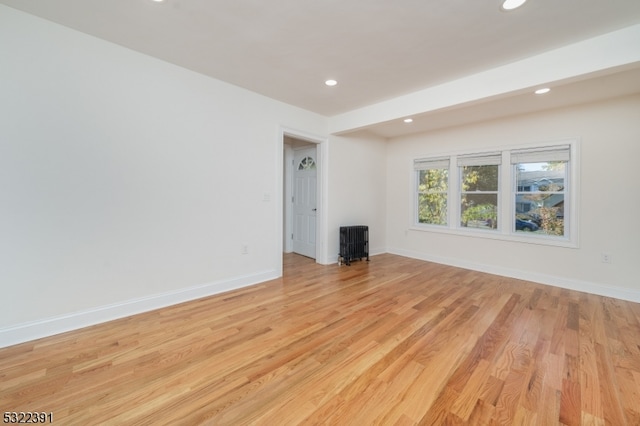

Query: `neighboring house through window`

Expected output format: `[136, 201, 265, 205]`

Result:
[512, 145, 569, 237]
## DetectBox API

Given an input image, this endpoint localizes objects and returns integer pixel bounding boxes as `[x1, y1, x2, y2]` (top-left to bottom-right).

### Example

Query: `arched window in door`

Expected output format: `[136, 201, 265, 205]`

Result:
[298, 156, 316, 170]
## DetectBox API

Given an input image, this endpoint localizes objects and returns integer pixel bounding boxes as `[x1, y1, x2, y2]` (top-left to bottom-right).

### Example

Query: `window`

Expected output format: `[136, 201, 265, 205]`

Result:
[458, 153, 501, 230]
[414, 157, 449, 226]
[413, 141, 577, 246]
[512, 146, 569, 236]
[297, 156, 316, 170]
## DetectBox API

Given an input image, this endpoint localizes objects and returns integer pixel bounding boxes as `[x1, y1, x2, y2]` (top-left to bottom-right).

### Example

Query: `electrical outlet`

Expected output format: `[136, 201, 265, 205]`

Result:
[601, 253, 612, 264]
[241, 244, 248, 255]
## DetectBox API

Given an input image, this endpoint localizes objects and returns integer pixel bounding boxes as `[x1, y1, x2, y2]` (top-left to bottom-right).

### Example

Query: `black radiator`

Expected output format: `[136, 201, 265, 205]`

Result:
[339, 225, 369, 266]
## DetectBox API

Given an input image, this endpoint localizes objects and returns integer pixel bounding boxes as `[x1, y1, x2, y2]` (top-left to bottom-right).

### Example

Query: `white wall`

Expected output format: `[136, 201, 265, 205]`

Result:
[386, 94, 640, 302]
[326, 133, 387, 262]
[0, 5, 327, 345]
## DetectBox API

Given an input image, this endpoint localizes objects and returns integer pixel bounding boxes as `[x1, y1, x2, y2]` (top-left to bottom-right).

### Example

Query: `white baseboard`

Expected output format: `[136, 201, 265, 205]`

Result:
[387, 247, 640, 304]
[0, 270, 279, 349]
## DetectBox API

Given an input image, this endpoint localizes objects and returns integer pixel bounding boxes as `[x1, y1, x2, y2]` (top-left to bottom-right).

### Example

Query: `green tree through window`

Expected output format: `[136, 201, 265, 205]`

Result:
[418, 168, 448, 225]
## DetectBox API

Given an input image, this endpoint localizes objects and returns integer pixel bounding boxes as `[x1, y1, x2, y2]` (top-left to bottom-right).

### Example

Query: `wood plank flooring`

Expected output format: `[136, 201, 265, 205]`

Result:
[1, 253, 640, 425]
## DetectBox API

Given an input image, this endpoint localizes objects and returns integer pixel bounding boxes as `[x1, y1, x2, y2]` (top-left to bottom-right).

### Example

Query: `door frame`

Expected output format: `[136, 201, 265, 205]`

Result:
[278, 127, 327, 274]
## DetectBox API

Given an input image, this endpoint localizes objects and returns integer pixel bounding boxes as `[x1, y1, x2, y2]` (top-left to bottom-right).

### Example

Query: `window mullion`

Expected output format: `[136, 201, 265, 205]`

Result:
[500, 151, 511, 235]
[450, 155, 459, 229]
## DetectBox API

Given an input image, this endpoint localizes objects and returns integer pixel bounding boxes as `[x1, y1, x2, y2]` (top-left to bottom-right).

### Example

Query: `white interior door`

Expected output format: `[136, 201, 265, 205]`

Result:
[292, 147, 317, 258]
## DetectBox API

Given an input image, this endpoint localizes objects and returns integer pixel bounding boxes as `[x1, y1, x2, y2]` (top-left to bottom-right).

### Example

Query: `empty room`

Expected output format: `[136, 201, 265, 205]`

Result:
[1, 1, 640, 424]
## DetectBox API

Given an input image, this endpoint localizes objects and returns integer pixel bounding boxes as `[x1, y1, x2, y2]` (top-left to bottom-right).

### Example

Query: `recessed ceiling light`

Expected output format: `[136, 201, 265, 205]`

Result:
[535, 87, 551, 95]
[404, 118, 413, 123]
[325, 79, 337, 87]
[501, 0, 527, 10]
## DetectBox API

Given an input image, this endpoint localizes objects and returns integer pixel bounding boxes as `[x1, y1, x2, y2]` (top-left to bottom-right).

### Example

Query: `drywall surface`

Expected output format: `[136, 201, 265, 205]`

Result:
[0, 5, 327, 340]
[326, 133, 387, 262]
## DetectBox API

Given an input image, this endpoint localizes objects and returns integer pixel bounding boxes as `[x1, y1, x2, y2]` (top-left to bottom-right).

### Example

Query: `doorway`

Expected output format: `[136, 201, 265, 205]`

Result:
[282, 133, 323, 262]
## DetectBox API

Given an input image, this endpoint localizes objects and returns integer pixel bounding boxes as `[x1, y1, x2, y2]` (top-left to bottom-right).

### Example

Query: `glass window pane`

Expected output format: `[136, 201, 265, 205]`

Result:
[515, 161, 566, 237]
[515, 194, 565, 236]
[461, 194, 497, 229]
[461, 165, 498, 192]
[419, 169, 448, 192]
[516, 162, 565, 192]
[418, 194, 447, 225]
[298, 156, 316, 170]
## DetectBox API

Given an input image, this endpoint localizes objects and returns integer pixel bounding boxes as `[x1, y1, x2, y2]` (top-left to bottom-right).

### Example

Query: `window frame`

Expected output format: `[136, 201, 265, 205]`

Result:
[411, 140, 579, 248]
[457, 153, 502, 233]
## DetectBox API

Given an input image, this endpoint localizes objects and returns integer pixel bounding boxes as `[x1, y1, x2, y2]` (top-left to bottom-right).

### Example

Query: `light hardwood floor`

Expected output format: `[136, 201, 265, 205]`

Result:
[1, 253, 639, 425]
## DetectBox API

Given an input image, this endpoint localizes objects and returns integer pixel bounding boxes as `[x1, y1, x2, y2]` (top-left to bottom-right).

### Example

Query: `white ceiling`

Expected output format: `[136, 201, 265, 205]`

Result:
[3, 0, 640, 137]
[365, 65, 640, 138]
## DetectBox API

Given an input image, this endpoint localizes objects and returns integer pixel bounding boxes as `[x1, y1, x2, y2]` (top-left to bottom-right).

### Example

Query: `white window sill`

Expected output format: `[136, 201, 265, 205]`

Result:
[409, 224, 578, 249]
